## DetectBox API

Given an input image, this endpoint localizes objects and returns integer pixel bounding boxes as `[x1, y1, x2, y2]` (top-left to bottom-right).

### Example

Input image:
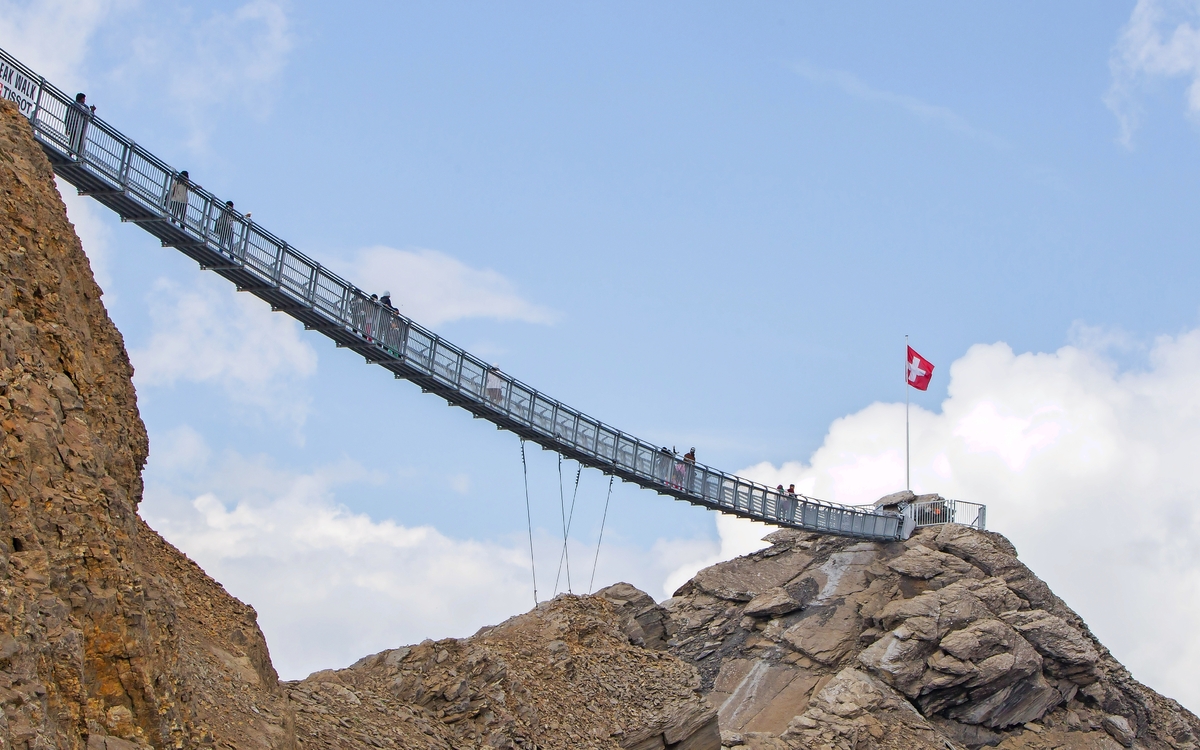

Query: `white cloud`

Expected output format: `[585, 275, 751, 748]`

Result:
[19, 0, 295, 152]
[1107, 0, 1200, 145]
[152, 424, 212, 474]
[128, 276, 317, 429]
[791, 61, 1006, 148]
[157, 0, 293, 150]
[0, 0, 130, 86]
[678, 331, 1200, 713]
[338, 245, 557, 328]
[662, 514, 770, 599]
[141, 434, 713, 679]
[0, 1, 293, 151]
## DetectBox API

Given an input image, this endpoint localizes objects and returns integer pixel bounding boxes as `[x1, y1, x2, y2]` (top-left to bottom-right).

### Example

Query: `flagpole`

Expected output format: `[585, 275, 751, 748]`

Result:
[905, 334, 910, 491]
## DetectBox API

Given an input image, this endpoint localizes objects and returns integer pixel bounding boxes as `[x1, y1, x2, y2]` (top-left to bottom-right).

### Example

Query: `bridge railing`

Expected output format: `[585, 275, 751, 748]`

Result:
[906, 498, 986, 531]
[1, 45, 910, 540]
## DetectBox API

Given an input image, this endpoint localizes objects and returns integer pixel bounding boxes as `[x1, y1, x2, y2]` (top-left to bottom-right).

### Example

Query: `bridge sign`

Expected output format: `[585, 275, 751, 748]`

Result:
[0, 58, 39, 118]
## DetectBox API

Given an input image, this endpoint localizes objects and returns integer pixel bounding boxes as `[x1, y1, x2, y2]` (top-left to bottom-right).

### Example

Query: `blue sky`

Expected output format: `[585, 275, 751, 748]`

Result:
[5, 0, 1200, 710]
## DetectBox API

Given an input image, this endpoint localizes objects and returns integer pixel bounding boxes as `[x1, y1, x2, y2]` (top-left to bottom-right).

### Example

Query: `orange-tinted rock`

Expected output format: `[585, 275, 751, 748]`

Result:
[0, 100, 291, 748]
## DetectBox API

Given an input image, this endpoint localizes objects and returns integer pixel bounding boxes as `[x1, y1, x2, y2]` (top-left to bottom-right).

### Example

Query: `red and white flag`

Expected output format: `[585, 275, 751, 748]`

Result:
[906, 346, 934, 391]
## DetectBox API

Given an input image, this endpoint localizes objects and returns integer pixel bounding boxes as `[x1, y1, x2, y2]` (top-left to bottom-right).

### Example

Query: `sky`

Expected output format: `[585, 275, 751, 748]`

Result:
[3, 0, 1200, 712]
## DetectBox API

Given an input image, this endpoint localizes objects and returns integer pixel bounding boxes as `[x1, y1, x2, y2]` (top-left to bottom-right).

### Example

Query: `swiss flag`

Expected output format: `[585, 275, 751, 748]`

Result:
[906, 346, 934, 391]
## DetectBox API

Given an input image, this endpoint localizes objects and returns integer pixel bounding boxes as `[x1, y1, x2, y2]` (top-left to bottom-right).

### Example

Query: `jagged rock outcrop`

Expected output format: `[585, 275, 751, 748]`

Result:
[0, 100, 293, 748]
[662, 522, 1200, 750]
[286, 592, 718, 750]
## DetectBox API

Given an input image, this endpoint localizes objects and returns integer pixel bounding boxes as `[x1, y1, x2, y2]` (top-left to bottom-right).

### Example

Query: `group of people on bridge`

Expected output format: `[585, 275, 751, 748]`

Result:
[165, 169, 252, 249]
[67, 91, 260, 253]
[659, 446, 696, 491]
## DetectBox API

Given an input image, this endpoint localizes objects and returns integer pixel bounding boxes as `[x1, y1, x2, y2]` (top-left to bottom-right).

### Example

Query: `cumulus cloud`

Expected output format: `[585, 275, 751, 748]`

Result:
[670, 331, 1200, 712]
[791, 61, 1006, 148]
[0, 0, 129, 85]
[140, 430, 713, 678]
[128, 276, 318, 429]
[661, 514, 771, 599]
[1107, 0, 1200, 145]
[338, 245, 556, 328]
[0, 1, 293, 151]
[154, 0, 293, 148]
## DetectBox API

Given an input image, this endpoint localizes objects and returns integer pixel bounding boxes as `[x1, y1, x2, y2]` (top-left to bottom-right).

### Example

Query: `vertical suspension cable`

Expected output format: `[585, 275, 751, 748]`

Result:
[520, 440, 538, 606]
[553, 456, 570, 595]
[589, 474, 615, 594]
[567, 464, 580, 592]
[554, 464, 582, 595]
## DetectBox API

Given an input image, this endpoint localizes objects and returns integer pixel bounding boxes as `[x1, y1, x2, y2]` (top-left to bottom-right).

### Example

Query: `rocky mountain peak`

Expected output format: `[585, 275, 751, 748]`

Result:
[660, 522, 1199, 749]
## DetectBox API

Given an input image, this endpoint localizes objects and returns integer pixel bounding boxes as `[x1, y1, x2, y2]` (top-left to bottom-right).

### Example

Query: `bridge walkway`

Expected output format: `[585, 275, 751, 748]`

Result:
[0, 46, 985, 542]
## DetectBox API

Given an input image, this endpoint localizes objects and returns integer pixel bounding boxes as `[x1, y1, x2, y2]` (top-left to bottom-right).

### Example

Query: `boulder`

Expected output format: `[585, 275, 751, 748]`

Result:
[874, 490, 916, 509]
[1102, 714, 1136, 747]
[597, 581, 675, 649]
[689, 549, 813, 601]
[743, 588, 802, 618]
[1001, 609, 1101, 683]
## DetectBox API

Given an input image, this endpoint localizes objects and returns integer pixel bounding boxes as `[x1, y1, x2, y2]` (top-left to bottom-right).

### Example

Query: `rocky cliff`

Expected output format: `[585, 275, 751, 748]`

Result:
[286, 590, 719, 750]
[2, 96, 1198, 750]
[0, 100, 292, 748]
[664, 525, 1200, 749]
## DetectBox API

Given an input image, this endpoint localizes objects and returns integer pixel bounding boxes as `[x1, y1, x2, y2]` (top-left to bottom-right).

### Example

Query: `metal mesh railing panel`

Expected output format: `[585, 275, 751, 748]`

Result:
[125, 149, 169, 207]
[279, 252, 313, 297]
[81, 121, 125, 180]
[908, 499, 986, 530]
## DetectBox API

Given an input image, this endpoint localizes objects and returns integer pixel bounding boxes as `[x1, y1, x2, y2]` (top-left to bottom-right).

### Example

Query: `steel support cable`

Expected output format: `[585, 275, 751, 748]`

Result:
[589, 474, 616, 595]
[552, 456, 571, 595]
[553, 463, 582, 596]
[520, 440, 538, 606]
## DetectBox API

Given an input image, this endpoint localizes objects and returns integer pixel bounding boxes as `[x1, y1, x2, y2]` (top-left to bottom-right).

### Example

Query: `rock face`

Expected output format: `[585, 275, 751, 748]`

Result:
[287, 592, 719, 750]
[663, 525, 1200, 750]
[0, 100, 292, 748]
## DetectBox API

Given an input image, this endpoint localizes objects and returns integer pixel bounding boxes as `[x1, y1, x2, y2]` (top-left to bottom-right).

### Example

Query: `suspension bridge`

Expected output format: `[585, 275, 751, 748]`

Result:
[0, 46, 984, 546]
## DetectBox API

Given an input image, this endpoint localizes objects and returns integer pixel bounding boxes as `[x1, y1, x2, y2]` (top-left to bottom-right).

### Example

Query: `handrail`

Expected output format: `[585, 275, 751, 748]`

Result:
[906, 498, 986, 531]
[1, 44, 913, 541]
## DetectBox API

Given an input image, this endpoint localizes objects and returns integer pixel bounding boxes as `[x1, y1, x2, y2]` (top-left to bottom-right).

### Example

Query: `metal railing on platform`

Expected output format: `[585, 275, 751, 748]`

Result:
[906, 498, 986, 532]
[0, 45, 981, 542]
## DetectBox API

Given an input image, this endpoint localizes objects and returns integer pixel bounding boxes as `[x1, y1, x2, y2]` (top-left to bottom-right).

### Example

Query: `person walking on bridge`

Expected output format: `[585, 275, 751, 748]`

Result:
[777, 484, 795, 522]
[485, 366, 505, 406]
[65, 93, 93, 157]
[214, 200, 238, 248]
[168, 171, 190, 226]
[679, 448, 696, 489]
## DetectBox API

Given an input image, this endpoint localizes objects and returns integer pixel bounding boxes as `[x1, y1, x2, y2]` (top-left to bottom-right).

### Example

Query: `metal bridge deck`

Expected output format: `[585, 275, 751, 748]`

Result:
[0, 45, 972, 543]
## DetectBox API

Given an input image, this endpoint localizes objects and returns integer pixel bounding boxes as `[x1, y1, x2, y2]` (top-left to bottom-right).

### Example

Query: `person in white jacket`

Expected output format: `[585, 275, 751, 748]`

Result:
[168, 171, 190, 225]
[65, 93, 93, 156]
[486, 366, 505, 406]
